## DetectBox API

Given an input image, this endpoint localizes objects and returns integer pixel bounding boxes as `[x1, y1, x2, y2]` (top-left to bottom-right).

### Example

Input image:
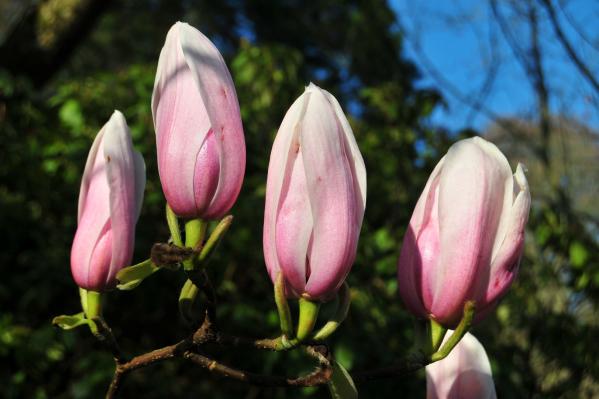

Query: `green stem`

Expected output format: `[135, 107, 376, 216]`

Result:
[430, 301, 476, 362]
[81, 289, 102, 319]
[296, 297, 320, 342]
[79, 287, 89, 315]
[274, 273, 294, 337]
[183, 218, 207, 271]
[79, 289, 102, 335]
[178, 218, 207, 323]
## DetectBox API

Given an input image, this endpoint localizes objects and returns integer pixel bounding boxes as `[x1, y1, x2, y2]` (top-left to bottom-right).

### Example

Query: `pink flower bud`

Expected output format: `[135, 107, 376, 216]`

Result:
[152, 22, 245, 219]
[398, 137, 530, 327]
[426, 332, 497, 399]
[70, 111, 146, 291]
[263, 83, 366, 301]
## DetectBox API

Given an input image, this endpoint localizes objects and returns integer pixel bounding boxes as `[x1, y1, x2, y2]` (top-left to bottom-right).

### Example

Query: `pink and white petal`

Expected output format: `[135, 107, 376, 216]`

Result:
[409, 157, 446, 239]
[193, 129, 221, 215]
[275, 152, 313, 294]
[71, 130, 112, 288]
[77, 127, 106, 222]
[319, 85, 367, 223]
[153, 24, 210, 217]
[263, 92, 308, 286]
[151, 23, 174, 119]
[471, 137, 515, 263]
[481, 164, 530, 306]
[426, 332, 496, 399]
[132, 150, 146, 220]
[398, 160, 444, 317]
[431, 139, 512, 325]
[301, 89, 357, 299]
[86, 225, 113, 290]
[416, 184, 443, 311]
[178, 22, 245, 219]
[103, 111, 137, 285]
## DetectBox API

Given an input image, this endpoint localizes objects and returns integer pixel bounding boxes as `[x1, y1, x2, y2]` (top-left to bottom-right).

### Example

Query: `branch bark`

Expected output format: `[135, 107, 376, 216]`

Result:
[540, 0, 599, 94]
[0, 0, 113, 87]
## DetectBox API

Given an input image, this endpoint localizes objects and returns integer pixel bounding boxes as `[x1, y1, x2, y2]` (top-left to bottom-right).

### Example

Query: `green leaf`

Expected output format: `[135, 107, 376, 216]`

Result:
[116, 259, 159, 290]
[327, 360, 358, 399]
[52, 313, 92, 330]
[58, 99, 85, 133]
[569, 241, 589, 268]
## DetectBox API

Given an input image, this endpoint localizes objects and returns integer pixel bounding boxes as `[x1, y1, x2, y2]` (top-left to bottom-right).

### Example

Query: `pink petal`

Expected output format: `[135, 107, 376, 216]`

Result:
[152, 23, 211, 217]
[426, 332, 496, 399]
[103, 111, 139, 288]
[479, 164, 530, 307]
[193, 129, 221, 215]
[263, 92, 308, 293]
[397, 158, 445, 319]
[320, 85, 367, 225]
[71, 129, 111, 289]
[275, 151, 313, 294]
[86, 224, 113, 289]
[301, 86, 358, 299]
[178, 22, 246, 218]
[132, 150, 146, 219]
[430, 138, 513, 325]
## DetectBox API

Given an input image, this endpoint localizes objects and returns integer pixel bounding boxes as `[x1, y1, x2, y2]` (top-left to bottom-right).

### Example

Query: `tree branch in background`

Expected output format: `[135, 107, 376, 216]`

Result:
[540, 0, 599, 94]
[0, 0, 113, 87]
[490, 0, 554, 166]
[395, 13, 540, 153]
[528, 2, 552, 167]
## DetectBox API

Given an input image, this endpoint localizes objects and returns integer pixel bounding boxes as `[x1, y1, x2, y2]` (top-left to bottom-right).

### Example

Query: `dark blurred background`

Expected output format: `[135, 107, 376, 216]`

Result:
[1, 0, 598, 398]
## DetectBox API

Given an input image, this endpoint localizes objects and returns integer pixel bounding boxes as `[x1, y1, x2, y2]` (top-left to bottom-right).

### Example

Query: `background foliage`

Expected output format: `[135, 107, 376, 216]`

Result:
[1, 0, 598, 398]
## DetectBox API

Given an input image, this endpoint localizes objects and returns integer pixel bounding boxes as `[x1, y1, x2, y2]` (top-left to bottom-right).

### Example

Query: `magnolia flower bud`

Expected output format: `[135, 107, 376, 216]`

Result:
[71, 111, 146, 291]
[152, 22, 245, 219]
[263, 83, 366, 301]
[398, 137, 530, 327]
[426, 332, 497, 399]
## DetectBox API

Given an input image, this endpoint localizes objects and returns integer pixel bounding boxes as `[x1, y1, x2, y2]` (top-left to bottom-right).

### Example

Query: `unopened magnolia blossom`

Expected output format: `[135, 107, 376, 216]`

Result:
[70, 111, 145, 291]
[263, 83, 366, 301]
[426, 332, 497, 399]
[152, 22, 245, 219]
[398, 137, 530, 327]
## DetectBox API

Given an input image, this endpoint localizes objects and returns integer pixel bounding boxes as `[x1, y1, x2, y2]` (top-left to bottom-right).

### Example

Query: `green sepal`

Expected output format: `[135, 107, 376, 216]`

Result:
[430, 301, 475, 362]
[296, 297, 320, 342]
[52, 312, 94, 330]
[313, 283, 351, 341]
[166, 204, 183, 246]
[198, 215, 233, 264]
[179, 278, 199, 325]
[327, 360, 358, 399]
[428, 318, 447, 354]
[274, 272, 294, 338]
[116, 259, 159, 290]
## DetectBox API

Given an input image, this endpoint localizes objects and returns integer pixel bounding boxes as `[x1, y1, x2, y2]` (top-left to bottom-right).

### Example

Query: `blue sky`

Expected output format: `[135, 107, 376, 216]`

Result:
[388, 0, 599, 133]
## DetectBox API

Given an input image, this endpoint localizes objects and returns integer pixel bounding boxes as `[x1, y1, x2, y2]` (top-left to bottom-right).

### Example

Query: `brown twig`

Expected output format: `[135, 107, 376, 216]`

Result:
[93, 317, 125, 364]
[100, 244, 429, 398]
[351, 352, 428, 382]
[187, 269, 218, 325]
[104, 308, 334, 397]
[184, 351, 332, 387]
[540, 0, 599, 95]
[105, 339, 192, 398]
